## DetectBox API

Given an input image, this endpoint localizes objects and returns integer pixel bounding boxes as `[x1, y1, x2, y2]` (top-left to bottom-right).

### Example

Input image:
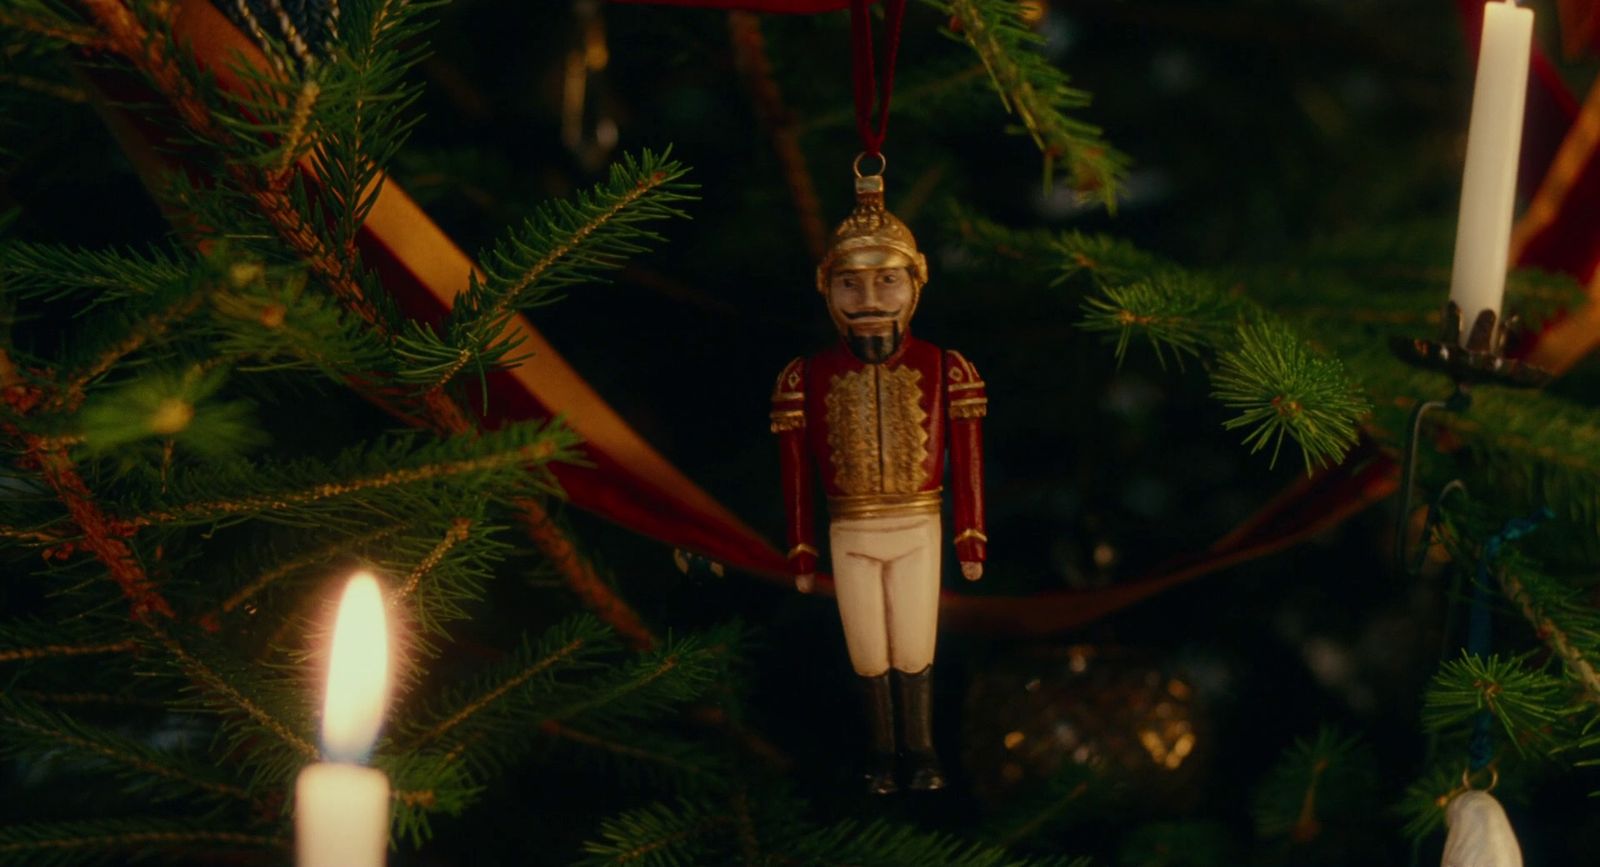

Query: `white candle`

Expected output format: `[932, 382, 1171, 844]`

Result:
[296, 572, 392, 867]
[1449, 0, 1533, 345]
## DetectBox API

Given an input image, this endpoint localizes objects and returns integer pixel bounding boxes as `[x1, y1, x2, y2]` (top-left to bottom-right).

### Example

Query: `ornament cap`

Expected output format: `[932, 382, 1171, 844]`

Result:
[817, 158, 927, 294]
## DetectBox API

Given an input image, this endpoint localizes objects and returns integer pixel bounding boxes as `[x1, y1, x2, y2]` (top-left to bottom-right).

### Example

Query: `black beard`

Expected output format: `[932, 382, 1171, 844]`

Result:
[845, 322, 903, 364]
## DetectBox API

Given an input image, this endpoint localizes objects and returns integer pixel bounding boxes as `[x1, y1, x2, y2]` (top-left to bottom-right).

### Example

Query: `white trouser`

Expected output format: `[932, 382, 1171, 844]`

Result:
[829, 513, 942, 677]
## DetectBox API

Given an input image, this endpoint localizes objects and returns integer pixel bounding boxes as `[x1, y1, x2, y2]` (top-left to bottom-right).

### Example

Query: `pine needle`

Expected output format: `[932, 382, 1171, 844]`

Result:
[1212, 321, 1369, 473]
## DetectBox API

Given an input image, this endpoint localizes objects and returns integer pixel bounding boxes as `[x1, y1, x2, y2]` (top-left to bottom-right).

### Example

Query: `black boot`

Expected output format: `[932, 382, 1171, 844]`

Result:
[896, 666, 946, 791]
[859, 673, 898, 795]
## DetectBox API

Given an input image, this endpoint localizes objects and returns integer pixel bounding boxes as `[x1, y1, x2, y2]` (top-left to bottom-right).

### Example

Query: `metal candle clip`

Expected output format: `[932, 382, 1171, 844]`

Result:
[1388, 302, 1548, 574]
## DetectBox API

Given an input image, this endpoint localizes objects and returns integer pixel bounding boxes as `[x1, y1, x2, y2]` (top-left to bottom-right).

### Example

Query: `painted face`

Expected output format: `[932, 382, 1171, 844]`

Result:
[826, 266, 917, 363]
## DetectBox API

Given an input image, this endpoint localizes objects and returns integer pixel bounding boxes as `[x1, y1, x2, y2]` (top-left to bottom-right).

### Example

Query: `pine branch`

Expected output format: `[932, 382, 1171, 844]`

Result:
[577, 799, 730, 867]
[1252, 726, 1379, 845]
[1498, 564, 1600, 708]
[77, 365, 264, 461]
[397, 149, 696, 396]
[0, 4, 104, 50]
[0, 694, 253, 804]
[515, 500, 661, 651]
[987, 766, 1100, 848]
[1078, 276, 1231, 368]
[1067, 242, 1369, 471]
[1054, 230, 1170, 286]
[151, 628, 318, 771]
[1, 397, 176, 620]
[427, 627, 738, 779]
[1421, 652, 1569, 757]
[933, 0, 1127, 205]
[0, 242, 189, 307]
[0, 818, 282, 867]
[1397, 764, 1467, 841]
[209, 520, 409, 621]
[127, 421, 579, 529]
[205, 264, 392, 378]
[396, 516, 473, 599]
[403, 616, 614, 751]
[12, 691, 167, 710]
[539, 719, 715, 781]
[1212, 321, 1370, 472]
[79, 0, 389, 328]
[776, 818, 1093, 867]
[0, 620, 135, 663]
[374, 750, 481, 849]
[533, 630, 735, 728]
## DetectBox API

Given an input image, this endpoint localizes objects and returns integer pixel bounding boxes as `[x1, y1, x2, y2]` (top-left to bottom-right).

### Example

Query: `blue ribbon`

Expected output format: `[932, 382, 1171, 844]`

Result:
[1467, 507, 1552, 771]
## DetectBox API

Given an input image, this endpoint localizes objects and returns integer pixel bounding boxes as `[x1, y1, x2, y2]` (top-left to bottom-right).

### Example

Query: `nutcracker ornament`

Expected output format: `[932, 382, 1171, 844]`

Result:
[771, 158, 986, 794]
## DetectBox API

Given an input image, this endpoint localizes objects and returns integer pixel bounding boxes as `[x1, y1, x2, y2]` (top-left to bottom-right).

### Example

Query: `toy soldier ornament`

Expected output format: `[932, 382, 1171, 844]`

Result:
[771, 161, 986, 793]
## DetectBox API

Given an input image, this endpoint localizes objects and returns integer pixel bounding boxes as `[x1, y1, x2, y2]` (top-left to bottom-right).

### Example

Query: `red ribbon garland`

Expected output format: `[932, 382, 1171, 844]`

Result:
[849, 0, 906, 156]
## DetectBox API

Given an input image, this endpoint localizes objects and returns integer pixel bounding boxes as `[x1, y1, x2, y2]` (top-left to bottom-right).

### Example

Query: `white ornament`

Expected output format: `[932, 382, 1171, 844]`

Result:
[1442, 789, 1523, 867]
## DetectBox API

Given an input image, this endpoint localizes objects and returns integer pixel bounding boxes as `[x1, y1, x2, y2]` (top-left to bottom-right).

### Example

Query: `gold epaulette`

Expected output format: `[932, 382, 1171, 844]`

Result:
[770, 357, 807, 432]
[945, 350, 987, 419]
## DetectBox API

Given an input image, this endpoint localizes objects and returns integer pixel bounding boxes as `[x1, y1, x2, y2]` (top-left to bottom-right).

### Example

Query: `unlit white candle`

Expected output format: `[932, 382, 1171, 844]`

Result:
[1449, 0, 1533, 345]
[296, 572, 392, 867]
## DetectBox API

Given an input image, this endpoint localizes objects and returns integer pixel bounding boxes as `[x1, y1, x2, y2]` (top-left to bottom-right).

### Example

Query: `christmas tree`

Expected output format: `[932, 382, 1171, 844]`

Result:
[2, 0, 1598, 864]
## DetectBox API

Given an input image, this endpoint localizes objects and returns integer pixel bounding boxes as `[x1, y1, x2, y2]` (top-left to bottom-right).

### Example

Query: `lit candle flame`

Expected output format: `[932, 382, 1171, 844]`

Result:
[321, 572, 390, 764]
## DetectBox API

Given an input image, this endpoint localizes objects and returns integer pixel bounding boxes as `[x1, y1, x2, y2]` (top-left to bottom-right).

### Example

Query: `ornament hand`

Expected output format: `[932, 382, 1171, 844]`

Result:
[960, 561, 983, 581]
[795, 573, 816, 594]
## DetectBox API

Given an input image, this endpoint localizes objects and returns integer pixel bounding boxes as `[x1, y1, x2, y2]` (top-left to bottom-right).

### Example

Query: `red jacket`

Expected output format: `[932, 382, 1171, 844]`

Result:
[771, 335, 986, 575]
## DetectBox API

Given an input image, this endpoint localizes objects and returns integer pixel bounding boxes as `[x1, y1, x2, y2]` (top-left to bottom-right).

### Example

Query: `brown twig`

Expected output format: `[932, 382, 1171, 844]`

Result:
[0, 704, 253, 801]
[727, 11, 828, 262]
[0, 829, 285, 856]
[1498, 567, 1600, 708]
[152, 626, 319, 760]
[407, 635, 590, 749]
[515, 497, 658, 651]
[397, 517, 472, 598]
[1, 338, 173, 625]
[128, 444, 556, 529]
[211, 522, 408, 620]
[0, 639, 137, 664]
[55, 293, 208, 412]
[538, 719, 706, 776]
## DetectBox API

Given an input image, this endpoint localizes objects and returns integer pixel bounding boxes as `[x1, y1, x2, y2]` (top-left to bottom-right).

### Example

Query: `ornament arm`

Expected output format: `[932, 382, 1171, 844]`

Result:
[946, 351, 987, 568]
[771, 359, 818, 581]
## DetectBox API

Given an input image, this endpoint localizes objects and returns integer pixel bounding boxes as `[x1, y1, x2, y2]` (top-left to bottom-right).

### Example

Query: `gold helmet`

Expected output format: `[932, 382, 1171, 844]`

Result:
[815, 174, 929, 294]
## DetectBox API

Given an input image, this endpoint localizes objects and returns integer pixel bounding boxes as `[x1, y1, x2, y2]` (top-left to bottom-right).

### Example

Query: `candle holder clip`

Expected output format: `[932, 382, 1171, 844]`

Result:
[1389, 301, 1549, 575]
[1387, 301, 1550, 388]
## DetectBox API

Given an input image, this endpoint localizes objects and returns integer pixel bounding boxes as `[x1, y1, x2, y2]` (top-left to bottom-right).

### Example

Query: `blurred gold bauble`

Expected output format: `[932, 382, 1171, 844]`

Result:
[962, 643, 1210, 807]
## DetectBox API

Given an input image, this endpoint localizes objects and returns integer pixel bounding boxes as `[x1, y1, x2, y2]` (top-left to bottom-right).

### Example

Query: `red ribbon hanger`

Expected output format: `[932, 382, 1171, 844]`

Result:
[615, 0, 904, 156]
[610, 0, 853, 11]
[849, 0, 907, 157]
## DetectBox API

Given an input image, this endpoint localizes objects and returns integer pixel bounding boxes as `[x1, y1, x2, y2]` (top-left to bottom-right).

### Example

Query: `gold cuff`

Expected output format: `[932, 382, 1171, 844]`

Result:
[953, 528, 987, 545]
[948, 380, 986, 392]
[949, 397, 988, 419]
[787, 544, 819, 560]
[770, 410, 805, 432]
[827, 489, 942, 520]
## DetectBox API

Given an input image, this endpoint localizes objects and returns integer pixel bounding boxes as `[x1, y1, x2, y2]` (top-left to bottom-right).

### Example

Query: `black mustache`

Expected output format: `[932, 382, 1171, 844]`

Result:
[844, 309, 898, 320]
